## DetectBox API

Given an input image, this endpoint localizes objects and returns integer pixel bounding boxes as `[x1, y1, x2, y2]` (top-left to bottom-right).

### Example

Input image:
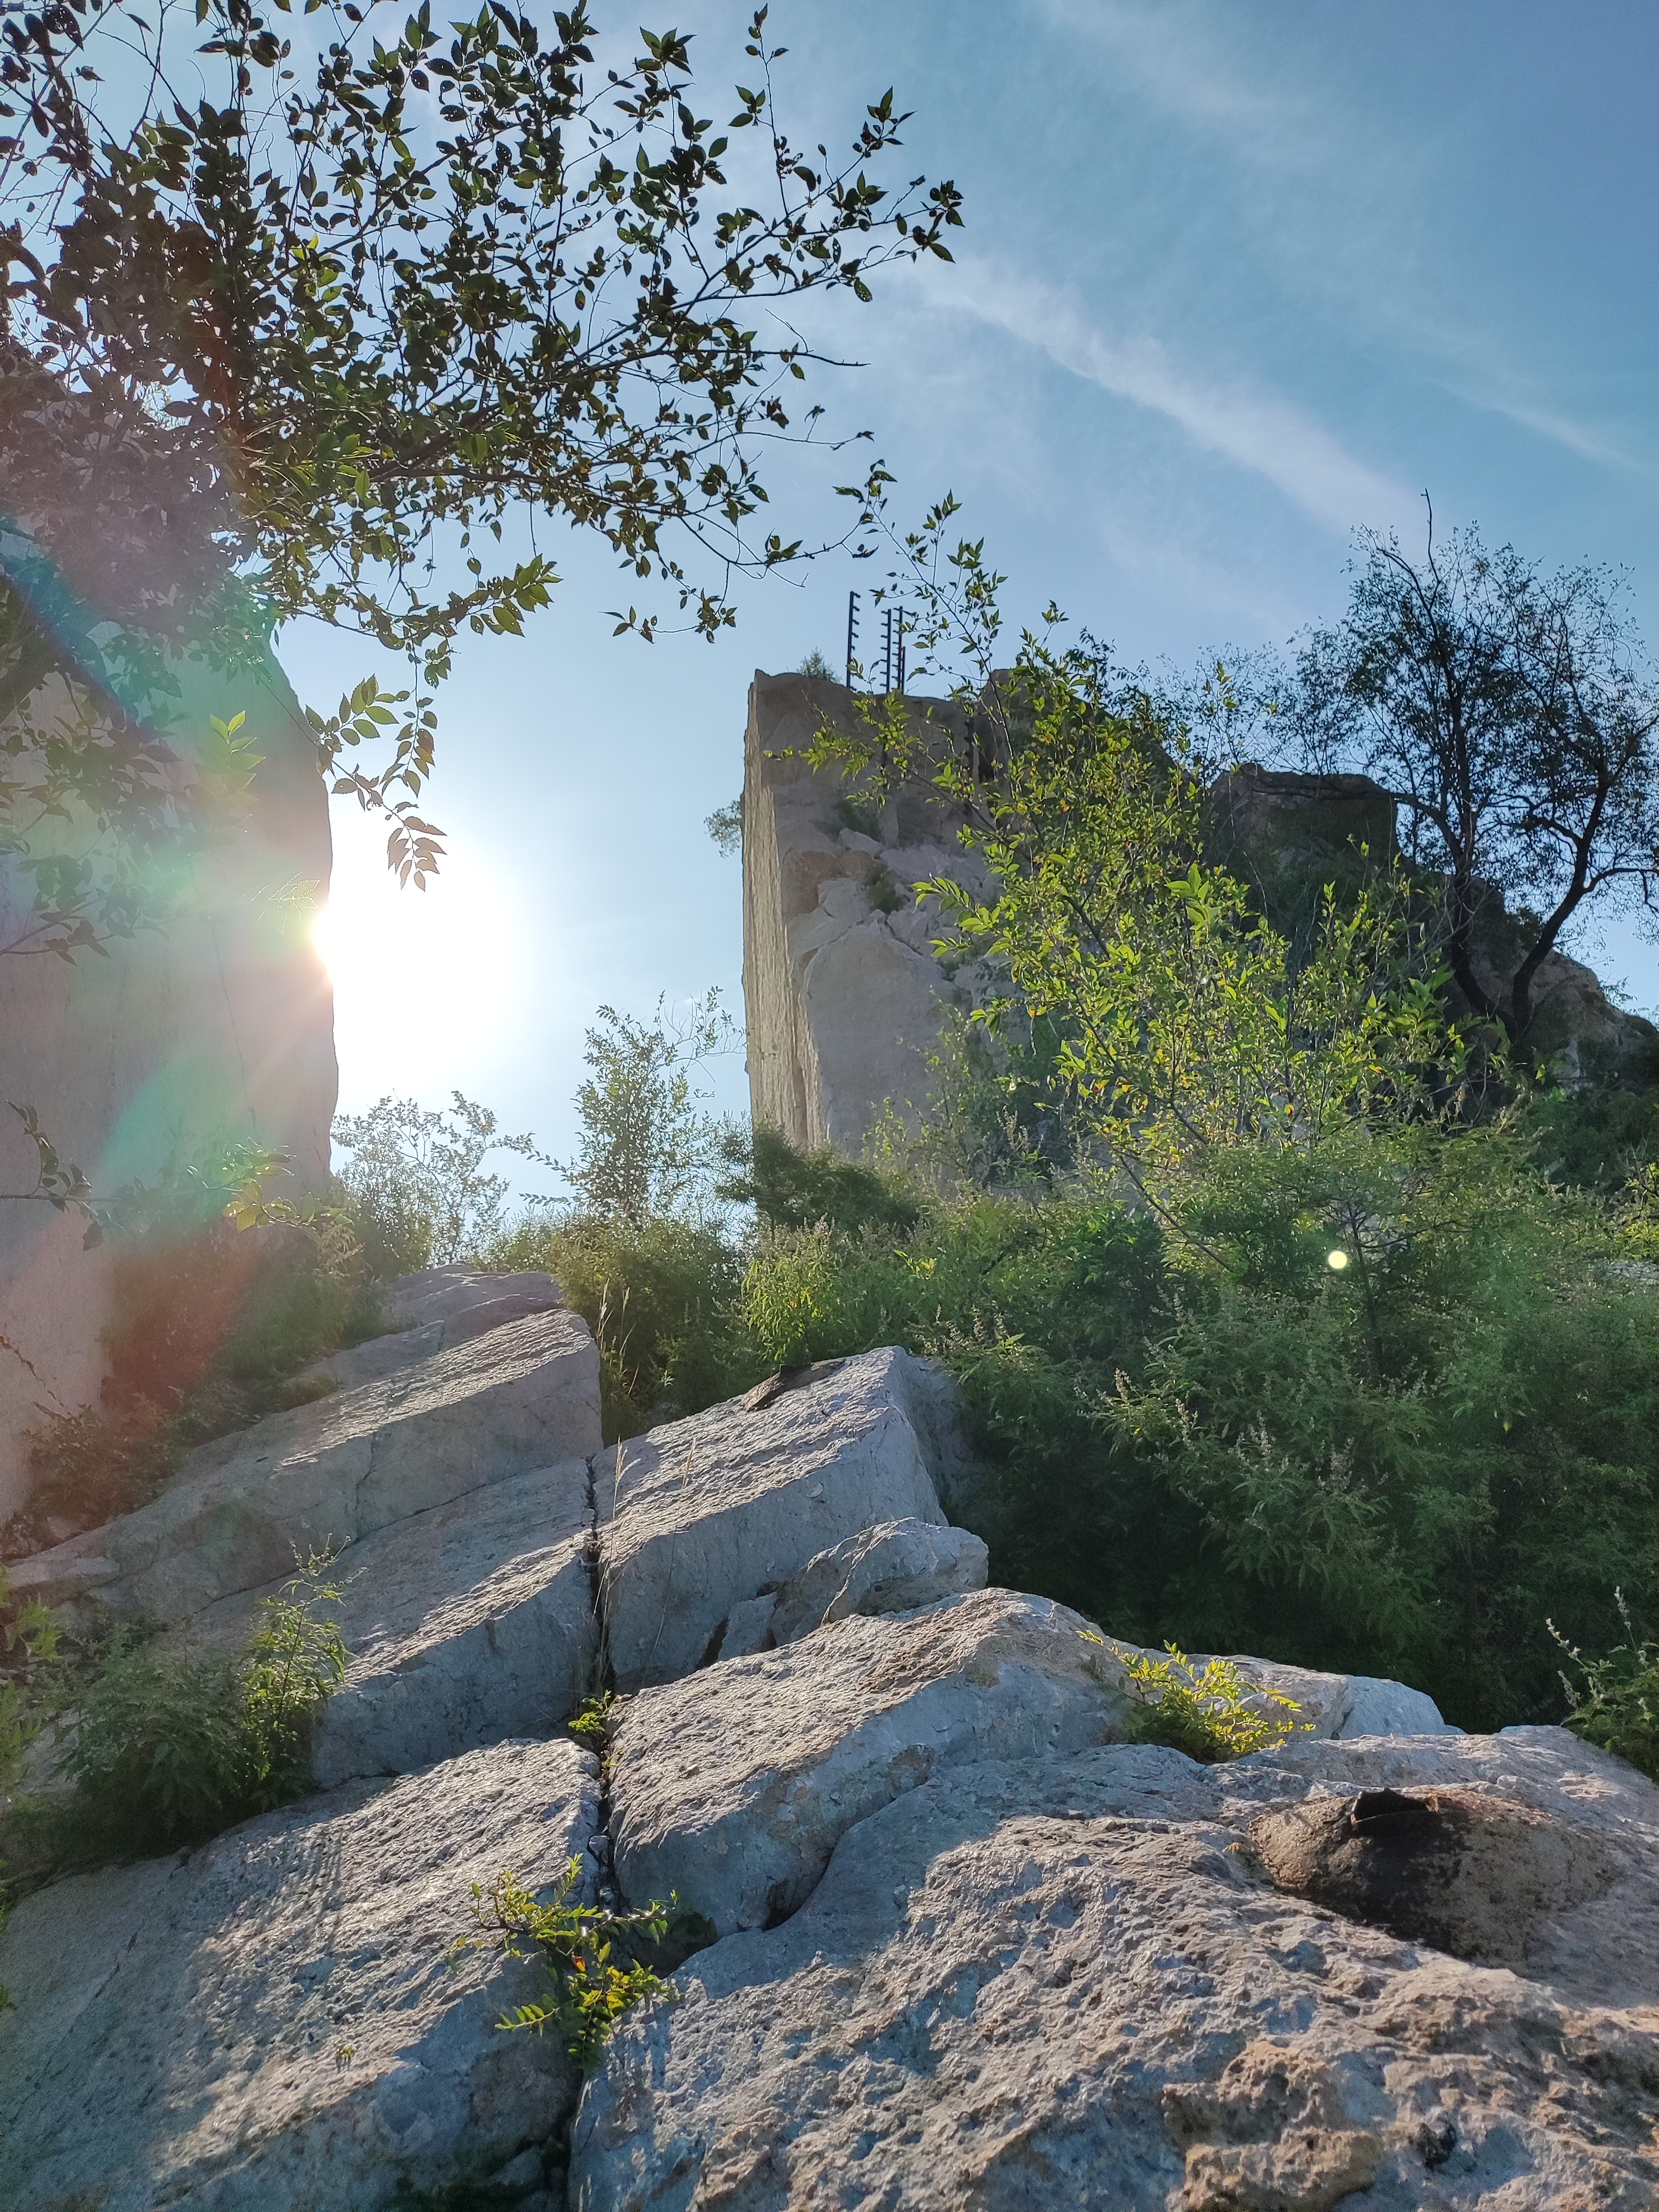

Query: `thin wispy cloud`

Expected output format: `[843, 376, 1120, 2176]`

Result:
[912, 258, 1410, 535]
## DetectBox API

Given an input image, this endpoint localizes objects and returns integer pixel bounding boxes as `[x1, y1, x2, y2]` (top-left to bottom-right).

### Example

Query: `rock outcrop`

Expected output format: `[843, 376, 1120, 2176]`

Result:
[4, 1297, 1656, 2211]
[743, 677, 1659, 1161]
[2, 1738, 597, 2212]
[0, 646, 340, 1521]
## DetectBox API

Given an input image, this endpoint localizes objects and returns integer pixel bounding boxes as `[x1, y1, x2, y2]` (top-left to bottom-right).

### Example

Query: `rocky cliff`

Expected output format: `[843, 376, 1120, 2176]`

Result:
[0, 648, 337, 1520]
[742, 678, 1659, 1159]
[4, 1271, 1657, 2208]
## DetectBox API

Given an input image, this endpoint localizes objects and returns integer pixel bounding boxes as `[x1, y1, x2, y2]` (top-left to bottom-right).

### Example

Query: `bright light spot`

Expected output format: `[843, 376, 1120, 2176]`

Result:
[313, 812, 530, 1109]
[1326, 1248, 1350, 1271]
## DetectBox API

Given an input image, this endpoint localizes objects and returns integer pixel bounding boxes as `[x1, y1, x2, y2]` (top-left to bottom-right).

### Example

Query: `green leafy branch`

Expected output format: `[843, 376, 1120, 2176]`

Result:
[457, 1860, 680, 2071]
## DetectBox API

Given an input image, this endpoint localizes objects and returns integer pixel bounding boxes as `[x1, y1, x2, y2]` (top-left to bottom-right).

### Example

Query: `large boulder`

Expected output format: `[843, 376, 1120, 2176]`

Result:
[573, 1729, 1659, 2210]
[292, 1265, 565, 1395]
[610, 1588, 1120, 1935]
[595, 1348, 958, 1691]
[0, 1738, 606, 2212]
[190, 1459, 599, 1787]
[12, 1306, 602, 1629]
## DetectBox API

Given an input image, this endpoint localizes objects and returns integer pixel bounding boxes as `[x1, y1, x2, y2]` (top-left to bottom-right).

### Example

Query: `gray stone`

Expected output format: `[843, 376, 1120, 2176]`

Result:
[714, 1592, 776, 1661]
[379, 1265, 564, 1337]
[610, 1588, 1123, 1934]
[291, 1269, 564, 1396]
[1339, 1671, 1458, 1738]
[573, 1730, 1659, 2211]
[766, 1517, 988, 1647]
[595, 1347, 953, 1691]
[0, 1739, 608, 2212]
[13, 1307, 602, 1629]
[189, 1459, 599, 1787]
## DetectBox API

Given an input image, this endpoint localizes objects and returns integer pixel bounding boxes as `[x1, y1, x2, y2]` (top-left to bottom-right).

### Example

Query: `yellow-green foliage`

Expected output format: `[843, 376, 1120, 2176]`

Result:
[1552, 1594, 1659, 1782]
[1084, 1632, 1310, 1762]
[458, 1861, 680, 2071]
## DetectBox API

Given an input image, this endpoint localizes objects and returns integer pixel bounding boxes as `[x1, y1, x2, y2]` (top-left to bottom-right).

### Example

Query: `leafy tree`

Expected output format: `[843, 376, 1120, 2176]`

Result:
[332, 1090, 548, 1270]
[718, 1123, 918, 1234]
[560, 990, 737, 1228]
[807, 503, 1468, 1206]
[1281, 518, 1659, 1056]
[0, 0, 962, 864]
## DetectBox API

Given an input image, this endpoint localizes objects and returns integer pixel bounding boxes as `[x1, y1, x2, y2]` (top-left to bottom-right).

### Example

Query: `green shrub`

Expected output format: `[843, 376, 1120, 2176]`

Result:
[457, 1860, 685, 2071]
[723, 1125, 920, 1237]
[1086, 1635, 1310, 1762]
[9, 1556, 348, 1879]
[478, 1210, 756, 1439]
[1552, 1595, 1659, 1781]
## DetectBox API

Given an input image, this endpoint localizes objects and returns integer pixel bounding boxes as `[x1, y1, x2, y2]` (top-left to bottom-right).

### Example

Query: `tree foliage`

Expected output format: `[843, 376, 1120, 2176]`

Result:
[559, 989, 737, 1228]
[807, 503, 1470, 1196]
[1279, 518, 1659, 1053]
[332, 1088, 548, 1269]
[0, 0, 961, 858]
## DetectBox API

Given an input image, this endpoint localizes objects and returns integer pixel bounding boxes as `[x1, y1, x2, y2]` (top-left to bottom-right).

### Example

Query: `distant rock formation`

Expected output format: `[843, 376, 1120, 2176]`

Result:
[742, 675, 1659, 1155]
[0, 648, 338, 1519]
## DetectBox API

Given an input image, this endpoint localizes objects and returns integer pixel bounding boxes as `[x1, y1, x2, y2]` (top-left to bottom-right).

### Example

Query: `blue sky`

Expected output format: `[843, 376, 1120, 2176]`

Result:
[294, 0, 1659, 1185]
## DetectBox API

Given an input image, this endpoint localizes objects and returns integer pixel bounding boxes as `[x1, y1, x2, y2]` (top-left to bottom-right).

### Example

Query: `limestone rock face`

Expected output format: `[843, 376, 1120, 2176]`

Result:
[12, 1305, 602, 1628]
[573, 1730, 1659, 2211]
[295, 1265, 565, 1394]
[0, 649, 340, 1521]
[765, 1517, 989, 1648]
[595, 1347, 953, 1691]
[192, 1458, 599, 1787]
[0, 1739, 599, 2212]
[741, 671, 999, 1151]
[610, 1588, 1120, 1934]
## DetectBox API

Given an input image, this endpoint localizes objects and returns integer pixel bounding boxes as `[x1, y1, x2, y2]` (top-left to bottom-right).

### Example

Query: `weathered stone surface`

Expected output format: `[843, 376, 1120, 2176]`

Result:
[1165, 1650, 1457, 1741]
[191, 1459, 599, 1787]
[765, 1517, 988, 1648]
[574, 1729, 1659, 2210]
[294, 1267, 565, 1397]
[13, 1306, 602, 1628]
[0, 647, 339, 1522]
[611, 1588, 1122, 1934]
[596, 1348, 953, 1691]
[0, 1739, 604, 2212]
[742, 671, 999, 1152]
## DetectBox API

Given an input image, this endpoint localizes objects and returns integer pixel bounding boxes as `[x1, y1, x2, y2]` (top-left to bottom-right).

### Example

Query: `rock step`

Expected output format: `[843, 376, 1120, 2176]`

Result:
[13, 1302, 602, 1629]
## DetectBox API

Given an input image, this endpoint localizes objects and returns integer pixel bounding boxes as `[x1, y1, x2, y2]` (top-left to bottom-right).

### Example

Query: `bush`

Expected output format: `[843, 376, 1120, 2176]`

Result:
[723, 1125, 920, 1236]
[478, 1210, 757, 1439]
[6, 1556, 347, 1881]
[1552, 1595, 1659, 1781]
[1088, 1635, 1311, 1762]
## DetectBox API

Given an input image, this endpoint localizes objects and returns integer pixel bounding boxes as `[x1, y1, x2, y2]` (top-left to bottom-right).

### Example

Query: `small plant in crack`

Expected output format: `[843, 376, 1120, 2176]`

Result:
[1082, 1632, 1311, 1762]
[457, 1860, 682, 2070]
[567, 1691, 620, 1752]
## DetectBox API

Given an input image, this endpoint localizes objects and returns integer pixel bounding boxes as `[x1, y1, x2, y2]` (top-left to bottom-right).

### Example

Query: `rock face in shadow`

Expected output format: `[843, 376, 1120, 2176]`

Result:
[0, 1739, 599, 2212]
[1251, 1783, 1623, 1972]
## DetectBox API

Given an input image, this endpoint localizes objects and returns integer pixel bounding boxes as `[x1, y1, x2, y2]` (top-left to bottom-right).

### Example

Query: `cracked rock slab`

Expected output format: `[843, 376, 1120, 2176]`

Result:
[574, 1730, 1659, 2211]
[13, 1307, 602, 1629]
[610, 1588, 1125, 1934]
[0, 1739, 603, 2212]
[764, 1517, 989, 1648]
[594, 1348, 954, 1691]
[294, 1267, 567, 1395]
[190, 1459, 599, 1786]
